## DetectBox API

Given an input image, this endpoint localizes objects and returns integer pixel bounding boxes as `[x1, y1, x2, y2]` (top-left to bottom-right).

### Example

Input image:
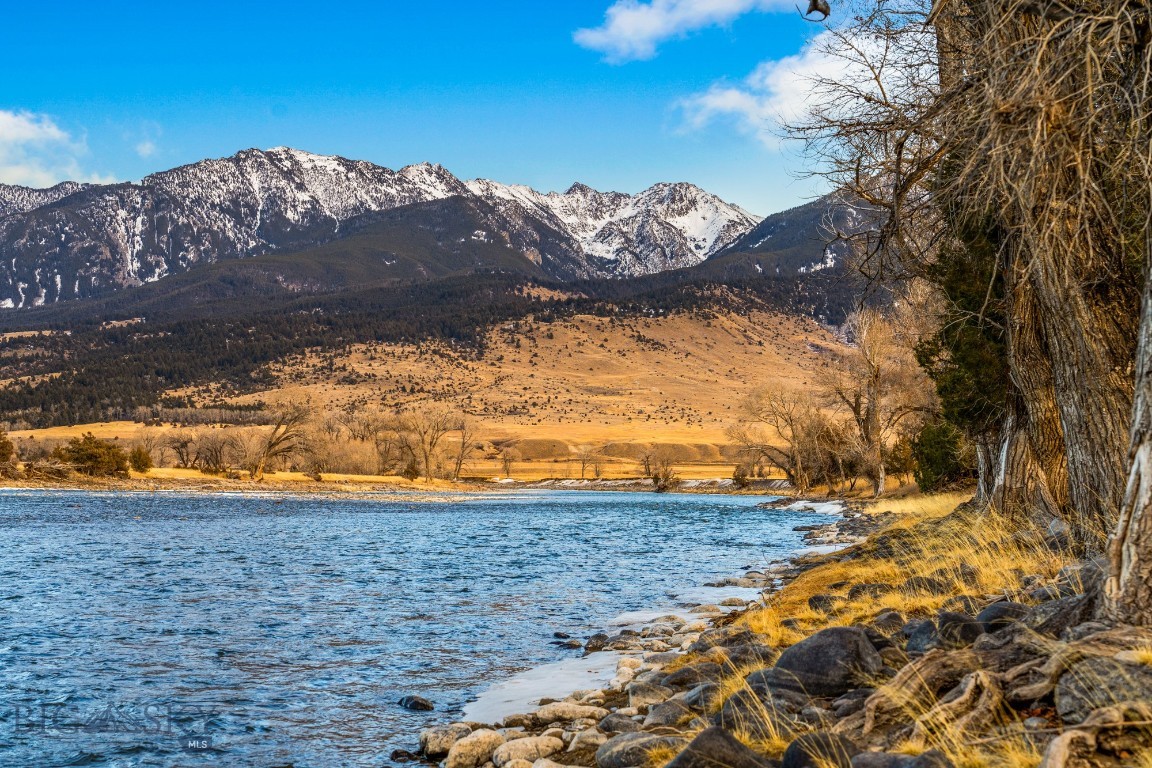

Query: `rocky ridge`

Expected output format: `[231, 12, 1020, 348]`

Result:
[0, 148, 761, 308]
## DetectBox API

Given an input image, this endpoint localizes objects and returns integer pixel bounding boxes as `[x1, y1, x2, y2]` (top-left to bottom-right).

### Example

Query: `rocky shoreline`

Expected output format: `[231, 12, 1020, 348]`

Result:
[400, 498, 1152, 768]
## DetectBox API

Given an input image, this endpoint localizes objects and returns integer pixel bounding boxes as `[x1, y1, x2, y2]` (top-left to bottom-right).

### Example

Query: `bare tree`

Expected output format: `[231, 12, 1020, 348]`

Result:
[574, 445, 597, 480]
[250, 402, 312, 481]
[165, 430, 196, 469]
[450, 417, 479, 481]
[398, 407, 456, 481]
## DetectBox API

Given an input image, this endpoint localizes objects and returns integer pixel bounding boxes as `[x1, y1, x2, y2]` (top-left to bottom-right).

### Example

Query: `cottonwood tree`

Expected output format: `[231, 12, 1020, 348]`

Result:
[450, 417, 479, 481]
[728, 390, 830, 494]
[397, 407, 456, 481]
[249, 402, 312, 481]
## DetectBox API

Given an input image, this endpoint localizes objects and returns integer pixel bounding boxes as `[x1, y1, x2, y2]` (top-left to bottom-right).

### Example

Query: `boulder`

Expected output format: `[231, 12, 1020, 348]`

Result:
[682, 682, 722, 711]
[809, 594, 842, 613]
[643, 699, 696, 728]
[715, 688, 801, 741]
[568, 729, 608, 753]
[781, 732, 860, 768]
[688, 626, 755, 653]
[446, 729, 506, 768]
[974, 601, 1029, 634]
[493, 736, 564, 767]
[399, 695, 435, 711]
[626, 681, 673, 709]
[848, 583, 895, 601]
[594, 732, 689, 768]
[598, 713, 642, 734]
[871, 611, 905, 633]
[420, 723, 474, 758]
[1055, 656, 1152, 724]
[902, 620, 940, 656]
[1023, 593, 1094, 638]
[660, 662, 723, 689]
[534, 702, 610, 723]
[665, 727, 778, 768]
[936, 612, 982, 648]
[906, 750, 954, 768]
[772, 627, 885, 697]
[721, 643, 779, 669]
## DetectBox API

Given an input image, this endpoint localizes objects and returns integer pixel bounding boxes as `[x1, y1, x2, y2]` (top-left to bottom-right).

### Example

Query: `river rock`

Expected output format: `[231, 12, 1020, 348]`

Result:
[594, 732, 689, 768]
[902, 620, 940, 656]
[682, 682, 722, 711]
[626, 681, 673, 709]
[871, 611, 905, 633]
[420, 723, 474, 758]
[936, 612, 982, 648]
[568, 729, 608, 752]
[1055, 656, 1152, 724]
[688, 626, 754, 652]
[665, 727, 778, 768]
[781, 732, 860, 768]
[1023, 593, 1094, 638]
[848, 583, 895, 601]
[770, 627, 884, 697]
[642, 699, 696, 728]
[399, 694, 435, 711]
[714, 688, 801, 740]
[446, 729, 506, 768]
[906, 750, 954, 768]
[598, 713, 641, 734]
[660, 662, 723, 689]
[493, 736, 564, 767]
[534, 702, 610, 723]
[975, 601, 1029, 633]
[504, 761, 534, 768]
[720, 643, 778, 668]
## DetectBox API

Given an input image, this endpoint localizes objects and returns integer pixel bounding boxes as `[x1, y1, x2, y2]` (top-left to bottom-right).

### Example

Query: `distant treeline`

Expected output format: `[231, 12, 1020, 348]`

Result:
[0, 269, 857, 428]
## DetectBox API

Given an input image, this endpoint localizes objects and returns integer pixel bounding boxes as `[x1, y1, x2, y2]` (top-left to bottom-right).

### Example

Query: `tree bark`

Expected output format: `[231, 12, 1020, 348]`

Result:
[1106, 243, 1152, 625]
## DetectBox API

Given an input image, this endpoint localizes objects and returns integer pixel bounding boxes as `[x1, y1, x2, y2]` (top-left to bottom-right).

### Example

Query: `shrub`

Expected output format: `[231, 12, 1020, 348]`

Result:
[911, 422, 976, 492]
[53, 433, 130, 477]
[128, 446, 153, 473]
[733, 463, 751, 489]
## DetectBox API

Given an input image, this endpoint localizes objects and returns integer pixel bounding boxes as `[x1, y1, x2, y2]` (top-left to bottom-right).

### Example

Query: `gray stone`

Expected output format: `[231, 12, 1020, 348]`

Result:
[665, 727, 778, 768]
[936, 612, 982, 648]
[493, 737, 564, 768]
[594, 732, 689, 768]
[808, 594, 842, 613]
[682, 683, 722, 712]
[770, 627, 884, 697]
[721, 643, 779, 669]
[687, 626, 755, 653]
[902, 620, 940, 656]
[598, 713, 641, 734]
[975, 601, 1029, 634]
[446, 729, 506, 768]
[941, 595, 982, 615]
[399, 694, 435, 711]
[907, 750, 954, 768]
[715, 688, 801, 741]
[1055, 656, 1152, 724]
[1023, 593, 1094, 639]
[534, 702, 611, 723]
[626, 681, 673, 709]
[660, 662, 723, 689]
[642, 699, 696, 728]
[848, 583, 895, 601]
[420, 723, 474, 758]
[871, 611, 905, 633]
[781, 732, 860, 768]
[568, 729, 608, 753]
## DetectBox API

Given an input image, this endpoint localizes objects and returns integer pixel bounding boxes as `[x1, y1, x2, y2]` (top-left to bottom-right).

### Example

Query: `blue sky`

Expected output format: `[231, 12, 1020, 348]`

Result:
[0, 1, 829, 215]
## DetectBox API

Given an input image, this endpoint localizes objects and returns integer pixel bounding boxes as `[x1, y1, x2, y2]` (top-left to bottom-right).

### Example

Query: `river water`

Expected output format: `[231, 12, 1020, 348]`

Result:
[0, 489, 832, 767]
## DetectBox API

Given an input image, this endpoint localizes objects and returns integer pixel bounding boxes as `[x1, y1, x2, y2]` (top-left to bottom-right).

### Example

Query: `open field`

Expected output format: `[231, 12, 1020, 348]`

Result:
[10, 308, 847, 482]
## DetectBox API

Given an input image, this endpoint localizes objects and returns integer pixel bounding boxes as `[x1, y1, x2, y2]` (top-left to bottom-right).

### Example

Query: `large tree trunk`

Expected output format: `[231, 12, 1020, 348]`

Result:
[1106, 244, 1152, 625]
[1029, 245, 1137, 548]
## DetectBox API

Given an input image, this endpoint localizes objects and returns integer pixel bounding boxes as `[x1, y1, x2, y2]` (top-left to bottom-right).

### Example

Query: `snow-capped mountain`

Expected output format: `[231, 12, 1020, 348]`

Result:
[0, 147, 760, 308]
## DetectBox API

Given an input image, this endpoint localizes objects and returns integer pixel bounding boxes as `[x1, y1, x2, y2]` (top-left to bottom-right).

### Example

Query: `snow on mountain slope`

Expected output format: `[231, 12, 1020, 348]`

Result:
[0, 148, 761, 308]
[464, 178, 760, 276]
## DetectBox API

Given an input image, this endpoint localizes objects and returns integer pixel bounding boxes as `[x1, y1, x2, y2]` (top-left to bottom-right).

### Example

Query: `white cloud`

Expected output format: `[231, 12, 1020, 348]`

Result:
[0, 109, 114, 187]
[678, 31, 857, 146]
[575, 0, 791, 63]
[135, 140, 157, 158]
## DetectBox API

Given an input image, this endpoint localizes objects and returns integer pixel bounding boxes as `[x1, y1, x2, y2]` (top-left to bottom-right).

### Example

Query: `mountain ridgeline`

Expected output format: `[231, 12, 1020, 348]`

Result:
[0, 148, 873, 427]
